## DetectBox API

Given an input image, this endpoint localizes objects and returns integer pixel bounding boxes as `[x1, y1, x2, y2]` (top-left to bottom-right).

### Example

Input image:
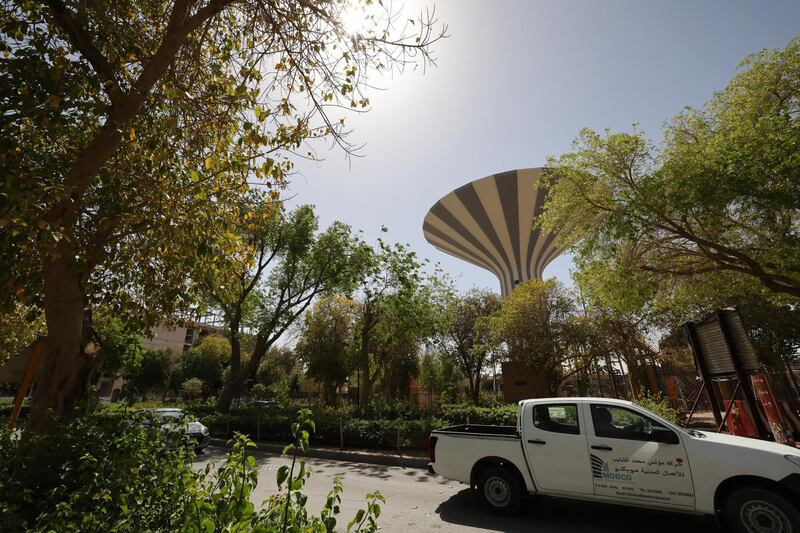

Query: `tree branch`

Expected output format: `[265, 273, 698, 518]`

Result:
[46, 0, 121, 99]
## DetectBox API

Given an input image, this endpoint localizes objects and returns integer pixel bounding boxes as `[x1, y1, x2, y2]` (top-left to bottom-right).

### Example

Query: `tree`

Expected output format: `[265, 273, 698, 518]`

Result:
[93, 311, 145, 378]
[351, 240, 447, 410]
[181, 335, 230, 398]
[250, 382, 267, 401]
[129, 348, 175, 398]
[438, 288, 501, 404]
[255, 346, 297, 399]
[419, 349, 460, 404]
[491, 279, 592, 396]
[203, 205, 368, 410]
[1, 1, 444, 432]
[296, 294, 356, 405]
[181, 377, 204, 400]
[539, 36, 800, 314]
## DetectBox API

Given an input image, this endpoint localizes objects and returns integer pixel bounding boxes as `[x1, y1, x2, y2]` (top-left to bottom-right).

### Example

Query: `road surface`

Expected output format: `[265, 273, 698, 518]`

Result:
[195, 445, 715, 532]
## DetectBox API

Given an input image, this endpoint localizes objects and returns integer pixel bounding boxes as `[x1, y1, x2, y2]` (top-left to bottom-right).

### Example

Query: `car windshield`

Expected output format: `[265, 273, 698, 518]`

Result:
[155, 410, 186, 421]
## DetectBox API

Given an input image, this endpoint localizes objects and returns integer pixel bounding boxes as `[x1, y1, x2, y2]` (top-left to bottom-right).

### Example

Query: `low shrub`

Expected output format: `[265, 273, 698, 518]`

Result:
[634, 392, 685, 425]
[0, 410, 384, 532]
[194, 400, 518, 450]
[437, 403, 517, 425]
[0, 412, 195, 531]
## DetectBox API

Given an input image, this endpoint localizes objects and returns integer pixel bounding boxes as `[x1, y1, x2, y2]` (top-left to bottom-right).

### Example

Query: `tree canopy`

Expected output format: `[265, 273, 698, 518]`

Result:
[201, 204, 368, 409]
[0, 0, 444, 431]
[295, 294, 356, 405]
[539, 35, 800, 316]
[438, 288, 501, 404]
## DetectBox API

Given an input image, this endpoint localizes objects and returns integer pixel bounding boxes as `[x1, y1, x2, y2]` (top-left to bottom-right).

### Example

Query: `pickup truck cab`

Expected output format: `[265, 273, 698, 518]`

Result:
[428, 398, 800, 533]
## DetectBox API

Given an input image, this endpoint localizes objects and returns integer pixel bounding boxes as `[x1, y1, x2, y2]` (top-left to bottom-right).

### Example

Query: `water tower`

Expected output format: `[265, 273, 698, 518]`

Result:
[423, 168, 564, 296]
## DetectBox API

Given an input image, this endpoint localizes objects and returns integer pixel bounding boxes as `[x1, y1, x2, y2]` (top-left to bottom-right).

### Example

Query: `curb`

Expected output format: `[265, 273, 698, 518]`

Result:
[209, 438, 429, 469]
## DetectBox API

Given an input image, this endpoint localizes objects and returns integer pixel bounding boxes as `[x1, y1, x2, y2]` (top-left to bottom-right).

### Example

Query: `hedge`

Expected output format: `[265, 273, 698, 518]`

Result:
[191, 401, 517, 450]
[2, 399, 519, 450]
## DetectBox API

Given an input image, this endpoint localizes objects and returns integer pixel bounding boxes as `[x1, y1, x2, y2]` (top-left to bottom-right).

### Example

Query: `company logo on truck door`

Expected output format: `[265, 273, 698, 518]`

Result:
[590, 455, 633, 481]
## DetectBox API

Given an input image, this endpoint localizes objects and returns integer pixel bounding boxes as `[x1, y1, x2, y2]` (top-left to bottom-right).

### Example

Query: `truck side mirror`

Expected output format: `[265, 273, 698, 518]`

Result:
[651, 427, 680, 445]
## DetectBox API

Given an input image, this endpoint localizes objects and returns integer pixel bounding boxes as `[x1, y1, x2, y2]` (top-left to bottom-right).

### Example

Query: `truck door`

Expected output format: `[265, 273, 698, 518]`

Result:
[585, 403, 695, 509]
[522, 402, 594, 495]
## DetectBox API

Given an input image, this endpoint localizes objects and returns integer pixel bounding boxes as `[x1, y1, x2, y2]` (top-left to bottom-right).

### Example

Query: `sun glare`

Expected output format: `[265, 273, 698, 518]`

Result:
[340, 2, 373, 36]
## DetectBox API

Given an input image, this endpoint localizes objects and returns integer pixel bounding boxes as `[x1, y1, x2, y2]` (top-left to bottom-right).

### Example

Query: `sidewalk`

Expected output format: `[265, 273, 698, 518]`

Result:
[209, 438, 429, 469]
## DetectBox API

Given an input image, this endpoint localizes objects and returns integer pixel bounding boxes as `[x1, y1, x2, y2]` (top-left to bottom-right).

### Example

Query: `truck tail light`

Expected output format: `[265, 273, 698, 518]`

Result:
[428, 435, 438, 463]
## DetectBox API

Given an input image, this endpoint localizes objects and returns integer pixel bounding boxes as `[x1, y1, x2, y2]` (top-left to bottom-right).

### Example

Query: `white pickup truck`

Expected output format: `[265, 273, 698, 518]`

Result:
[428, 397, 800, 533]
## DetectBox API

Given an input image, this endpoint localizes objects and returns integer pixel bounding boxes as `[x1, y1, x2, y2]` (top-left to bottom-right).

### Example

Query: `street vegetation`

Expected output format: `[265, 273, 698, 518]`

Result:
[0, 0, 798, 530]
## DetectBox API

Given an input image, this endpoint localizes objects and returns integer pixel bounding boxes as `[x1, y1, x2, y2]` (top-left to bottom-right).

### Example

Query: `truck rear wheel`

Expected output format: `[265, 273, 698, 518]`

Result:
[723, 486, 800, 533]
[477, 466, 521, 514]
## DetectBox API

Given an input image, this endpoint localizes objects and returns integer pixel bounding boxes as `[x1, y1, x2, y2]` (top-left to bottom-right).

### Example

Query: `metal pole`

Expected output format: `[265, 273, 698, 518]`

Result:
[397, 419, 401, 453]
[339, 416, 344, 451]
[8, 339, 45, 430]
[257, 410, 261, 442]
[686, 381, 706, 426]
[717, 379, 742, 433]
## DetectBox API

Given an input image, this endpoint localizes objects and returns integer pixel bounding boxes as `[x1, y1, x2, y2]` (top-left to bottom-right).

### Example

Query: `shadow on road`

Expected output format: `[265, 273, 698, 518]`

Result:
[435, 489, 715, 533]
[195, 445, 444, 484]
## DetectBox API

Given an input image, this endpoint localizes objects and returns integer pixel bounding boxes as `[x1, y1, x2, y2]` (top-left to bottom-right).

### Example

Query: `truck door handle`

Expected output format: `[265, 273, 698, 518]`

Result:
[591, 445, 613, 451]
[527, 439, 546, 445]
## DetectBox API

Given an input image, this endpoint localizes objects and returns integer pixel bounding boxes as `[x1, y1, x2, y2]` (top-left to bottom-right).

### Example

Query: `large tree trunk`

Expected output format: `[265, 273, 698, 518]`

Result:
[217, 334, 268, 411]
[469, 375, 480, 404]
[27, 241, 102, 434]
[358, 368, 373, 413]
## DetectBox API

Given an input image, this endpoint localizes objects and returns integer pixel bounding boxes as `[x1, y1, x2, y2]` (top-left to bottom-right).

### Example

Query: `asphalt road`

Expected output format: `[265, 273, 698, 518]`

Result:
[195, 445, 716, 532]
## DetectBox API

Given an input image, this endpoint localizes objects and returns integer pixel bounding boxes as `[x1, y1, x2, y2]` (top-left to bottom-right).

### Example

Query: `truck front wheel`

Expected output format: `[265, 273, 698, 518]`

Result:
[477, 466, 521, 514]
[723, 486, 800, 533]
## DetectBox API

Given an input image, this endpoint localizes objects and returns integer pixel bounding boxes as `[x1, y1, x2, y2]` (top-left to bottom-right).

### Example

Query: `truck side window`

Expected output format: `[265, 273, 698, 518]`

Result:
[590, 404, 675, 442]
[532, 404, 580, 435]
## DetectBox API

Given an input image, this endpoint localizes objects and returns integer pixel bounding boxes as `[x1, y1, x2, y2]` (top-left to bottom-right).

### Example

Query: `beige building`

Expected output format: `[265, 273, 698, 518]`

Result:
[142, 322, 225, 353]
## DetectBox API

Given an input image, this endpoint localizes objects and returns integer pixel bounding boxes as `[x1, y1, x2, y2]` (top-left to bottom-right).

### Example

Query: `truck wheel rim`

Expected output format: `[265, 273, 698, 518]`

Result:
[740, 499, 791, 533]
[484, 476, 511, 507]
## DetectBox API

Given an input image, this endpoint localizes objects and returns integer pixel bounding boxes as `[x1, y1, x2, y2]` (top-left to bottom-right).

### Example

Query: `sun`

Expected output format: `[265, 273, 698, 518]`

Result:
[340, 2, 373, 36]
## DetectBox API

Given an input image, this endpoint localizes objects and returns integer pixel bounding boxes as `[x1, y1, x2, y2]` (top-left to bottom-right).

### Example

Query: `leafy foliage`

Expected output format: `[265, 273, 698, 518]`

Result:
[634, 392, 685, 425]
[127, 348, 178, 398]
[1, 0, 445, 430]
[539, 36, 800, 313]
[352, 239, 452, 410]
[94, 310, 145, 377]
[204, 204, 369, 410]
[296, 295, 358, 405]
[181, 377, 204, 400]
[491, 279, 582, 395]
[437, 288, 501, 403]
[181, 336, 230, 398]
[0, 411, 195, 532]
[0, 302, 45, 365]
[1, 409, 386, 532]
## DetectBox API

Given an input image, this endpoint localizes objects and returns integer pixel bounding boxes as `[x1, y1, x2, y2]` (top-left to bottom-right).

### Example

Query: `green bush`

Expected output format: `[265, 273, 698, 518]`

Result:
[0, 412, 195, 531]
[0, 410, 384, 532]
[193, 400, 518, 450]
[634, 392, 685, 425]
[438, 403, 517, 425]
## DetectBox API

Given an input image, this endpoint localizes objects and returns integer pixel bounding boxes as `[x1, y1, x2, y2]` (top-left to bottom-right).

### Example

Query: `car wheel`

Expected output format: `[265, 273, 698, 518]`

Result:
[478, 466, 521, 514]
[724, 486, 800, 533]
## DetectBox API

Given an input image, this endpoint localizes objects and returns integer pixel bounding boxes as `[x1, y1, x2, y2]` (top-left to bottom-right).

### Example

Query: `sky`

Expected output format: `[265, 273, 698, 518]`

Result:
[285, 0, 800, 295]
